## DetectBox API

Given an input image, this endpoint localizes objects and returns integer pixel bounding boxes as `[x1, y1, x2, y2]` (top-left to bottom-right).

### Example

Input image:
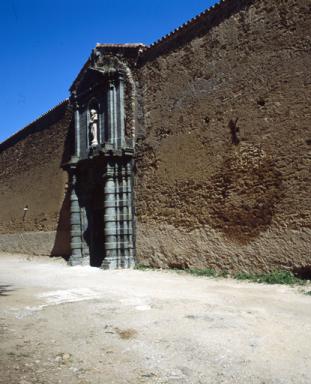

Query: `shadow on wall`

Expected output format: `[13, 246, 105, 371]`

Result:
[136, 140, 284, 246]
[51, 188, 71, 259]
[209, 142, 284, 244]
[50, 114, 75, 260]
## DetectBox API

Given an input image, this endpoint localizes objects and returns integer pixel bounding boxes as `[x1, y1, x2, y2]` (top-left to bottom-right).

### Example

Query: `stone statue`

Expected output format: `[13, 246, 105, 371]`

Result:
[89, 108, 99, 146]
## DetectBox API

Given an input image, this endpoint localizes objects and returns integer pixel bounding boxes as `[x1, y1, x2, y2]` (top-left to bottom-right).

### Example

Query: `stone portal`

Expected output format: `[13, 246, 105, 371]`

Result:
[65, 48, 137, 269]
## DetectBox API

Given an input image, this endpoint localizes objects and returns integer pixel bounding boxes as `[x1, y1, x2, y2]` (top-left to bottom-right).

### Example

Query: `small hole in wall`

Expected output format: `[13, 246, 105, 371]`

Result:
[204, 116, 210, 125]
[257, 98, 266, 107]
[305, 139, 311, 146]
[229, 118, 240, 145]
[23, 205, 29, 221]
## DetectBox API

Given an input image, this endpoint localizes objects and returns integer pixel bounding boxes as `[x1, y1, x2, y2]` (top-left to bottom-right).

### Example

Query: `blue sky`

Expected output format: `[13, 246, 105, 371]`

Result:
[0, 0, 217, 142]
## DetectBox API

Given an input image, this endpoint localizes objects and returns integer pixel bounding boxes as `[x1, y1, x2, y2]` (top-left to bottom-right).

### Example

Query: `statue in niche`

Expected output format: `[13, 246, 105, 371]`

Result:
[89, 108, 99, 147]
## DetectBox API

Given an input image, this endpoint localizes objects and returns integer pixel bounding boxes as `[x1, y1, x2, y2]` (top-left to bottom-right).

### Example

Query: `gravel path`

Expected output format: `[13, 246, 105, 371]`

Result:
[0, 253, 310, 384]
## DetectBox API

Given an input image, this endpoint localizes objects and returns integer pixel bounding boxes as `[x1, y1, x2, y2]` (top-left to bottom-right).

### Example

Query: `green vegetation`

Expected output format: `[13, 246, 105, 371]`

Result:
[304, 291, 311, 296]
[134, 263, 151, 271]
[186, 268, 217, 277]
[186, 268, 228, 278]
[134, 264, 308, 287]
[234, 270, 305, 285]
[186, 268, 309, 286]
[187, 269, 306, 285]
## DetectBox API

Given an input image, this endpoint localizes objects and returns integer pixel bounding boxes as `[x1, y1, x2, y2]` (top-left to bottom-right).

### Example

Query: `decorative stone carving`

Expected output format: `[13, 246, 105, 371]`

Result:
[68, 51, 137, 269]
[90, 54, 136, 145]
[89, 108, 99, 147]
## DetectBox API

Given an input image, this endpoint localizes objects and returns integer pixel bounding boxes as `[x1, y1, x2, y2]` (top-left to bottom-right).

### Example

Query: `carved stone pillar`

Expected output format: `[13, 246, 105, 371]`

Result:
[80, 204, 90, 265]
[115, 162, 122, 268]
[121, 163, 129, 268]
[68, 167, 83, 266]
[117, 73, 125, 148]
[72, 96, 80, 158]
[101, 161, 118, 269]
[107, 79, 117, 148]
[126, 160, 135, 268]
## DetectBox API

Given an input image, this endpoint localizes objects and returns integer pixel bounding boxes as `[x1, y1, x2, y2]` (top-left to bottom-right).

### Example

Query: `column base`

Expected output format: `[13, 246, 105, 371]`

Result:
[68, 256, 90, 266]
[101, 257, 118, 270]
[123, 256, 135, 269]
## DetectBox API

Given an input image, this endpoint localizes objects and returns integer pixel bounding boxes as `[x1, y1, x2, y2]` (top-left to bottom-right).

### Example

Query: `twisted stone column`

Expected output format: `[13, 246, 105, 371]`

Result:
[126, 160, 135, 268]
[115, 162, 121, 268]
[101, 161, 118, 269]
[74, 105, 80, 157]
[117, 73, 125, 148]
[68, 168, 83, 266]
[107, 79, 117, 148]
[80, 204, 90, 265]
[120, 164, 128, 268]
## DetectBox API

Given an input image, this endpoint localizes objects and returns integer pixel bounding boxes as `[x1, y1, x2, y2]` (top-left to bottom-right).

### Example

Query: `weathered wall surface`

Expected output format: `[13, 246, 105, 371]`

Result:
[135, 0, 311, 272]
[0, 102, 72, 256]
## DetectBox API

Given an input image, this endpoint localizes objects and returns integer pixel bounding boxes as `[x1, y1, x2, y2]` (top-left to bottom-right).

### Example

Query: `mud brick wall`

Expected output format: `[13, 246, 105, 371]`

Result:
[0, 101, 72, 256]
[135, 0, 311, 272]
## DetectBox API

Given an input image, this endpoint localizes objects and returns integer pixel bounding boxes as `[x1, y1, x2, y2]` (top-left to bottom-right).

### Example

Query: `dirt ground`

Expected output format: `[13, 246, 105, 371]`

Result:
[0, 253, 310, 384]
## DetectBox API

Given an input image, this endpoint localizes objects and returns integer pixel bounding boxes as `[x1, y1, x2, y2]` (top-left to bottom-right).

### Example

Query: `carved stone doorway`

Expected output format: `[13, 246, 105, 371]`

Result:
[65, 44, 141, 269]
[67, 155, 134, 269]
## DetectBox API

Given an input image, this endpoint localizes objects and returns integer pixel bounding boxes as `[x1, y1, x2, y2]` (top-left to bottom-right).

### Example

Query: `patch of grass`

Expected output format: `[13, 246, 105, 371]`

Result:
[304, 291, 311, 296]
[235, 270, 305, 285]
[185, 268, 229, 278]
[134, 264, 307, 287]
[218, 270, 229, 278]
[187, 268, 217, 277]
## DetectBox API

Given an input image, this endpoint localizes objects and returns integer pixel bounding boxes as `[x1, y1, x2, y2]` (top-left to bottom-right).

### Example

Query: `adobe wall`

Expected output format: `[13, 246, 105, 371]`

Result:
[0, 101, 73, 256]
[135, 0, 311, 272]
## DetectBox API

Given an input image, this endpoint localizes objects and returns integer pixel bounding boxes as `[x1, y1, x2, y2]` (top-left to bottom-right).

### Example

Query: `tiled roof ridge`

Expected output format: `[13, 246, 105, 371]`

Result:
[147, 0, 226, 50]
[95, 43, 145, 48]
[93, 0, 234, 57]
[0, 99, 69, 147]
[16, 98, 69, 133]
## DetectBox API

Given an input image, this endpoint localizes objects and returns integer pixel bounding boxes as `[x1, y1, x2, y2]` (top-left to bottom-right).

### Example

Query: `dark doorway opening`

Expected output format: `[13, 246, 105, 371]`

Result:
[88, 182, 106, 267]
[89, 208, 106, 267]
